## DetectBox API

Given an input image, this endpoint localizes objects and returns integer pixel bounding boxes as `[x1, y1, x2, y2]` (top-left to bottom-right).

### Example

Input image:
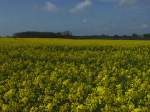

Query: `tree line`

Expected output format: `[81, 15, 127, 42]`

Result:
[76, 34, 150, 40]
[0, 31, 150, 40]
[13, 31, 73, 38]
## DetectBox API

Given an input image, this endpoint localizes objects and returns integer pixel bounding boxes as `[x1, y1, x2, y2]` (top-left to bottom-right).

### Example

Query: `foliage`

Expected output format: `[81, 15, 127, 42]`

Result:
[14, 31, 72, 38]
[12, 31, 150, 40]
[0, 38, 150, 112]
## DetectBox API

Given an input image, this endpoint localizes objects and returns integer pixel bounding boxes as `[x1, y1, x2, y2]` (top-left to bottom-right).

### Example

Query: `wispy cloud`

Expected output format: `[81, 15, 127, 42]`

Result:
[34, 1, 58, 12]
[129, 23, 149, 30]
[82, 19, 88, 23]
[98, 0, 118, 3]
[70, 0, 92, 13]
[119, 0, 138, 7]
[98, 0, 138, 6]
[44, 1, 57, 12]
[141, 24, 149, 29]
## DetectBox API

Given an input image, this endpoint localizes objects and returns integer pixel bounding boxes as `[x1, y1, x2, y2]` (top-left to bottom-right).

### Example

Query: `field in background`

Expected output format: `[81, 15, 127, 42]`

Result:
[1, 38, 150, 47]
[0, 38, 150, 112]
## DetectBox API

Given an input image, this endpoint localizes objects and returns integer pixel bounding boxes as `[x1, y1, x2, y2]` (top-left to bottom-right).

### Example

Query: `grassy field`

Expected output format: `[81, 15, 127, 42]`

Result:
[0, 38, 150, 112]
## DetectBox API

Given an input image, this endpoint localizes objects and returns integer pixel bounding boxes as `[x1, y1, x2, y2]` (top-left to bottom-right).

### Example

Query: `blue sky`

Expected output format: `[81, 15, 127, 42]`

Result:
[0, 0, 150, 36]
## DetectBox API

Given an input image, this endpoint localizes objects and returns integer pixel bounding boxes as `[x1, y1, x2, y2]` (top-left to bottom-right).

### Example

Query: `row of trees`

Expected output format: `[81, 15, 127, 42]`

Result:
[0, 31, 150, 40]
[76, 34, 150, 40]
[14, 31, 73, 38]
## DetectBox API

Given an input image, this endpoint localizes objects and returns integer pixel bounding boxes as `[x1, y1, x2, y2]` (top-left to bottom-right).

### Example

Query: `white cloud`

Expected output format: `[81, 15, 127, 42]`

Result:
[98, 0, 118, 3]
[141, 24, 149, 29]
[70, 0, 92, 13]
[82, 19, 88, 23]
[44, 2, 57, 12]
[119, 0, 137, 6]
[98, 0, 138, 6]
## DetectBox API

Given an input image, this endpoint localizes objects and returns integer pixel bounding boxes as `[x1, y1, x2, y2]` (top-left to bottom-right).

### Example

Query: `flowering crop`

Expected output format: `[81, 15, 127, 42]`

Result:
[0, 38, 150, 112]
